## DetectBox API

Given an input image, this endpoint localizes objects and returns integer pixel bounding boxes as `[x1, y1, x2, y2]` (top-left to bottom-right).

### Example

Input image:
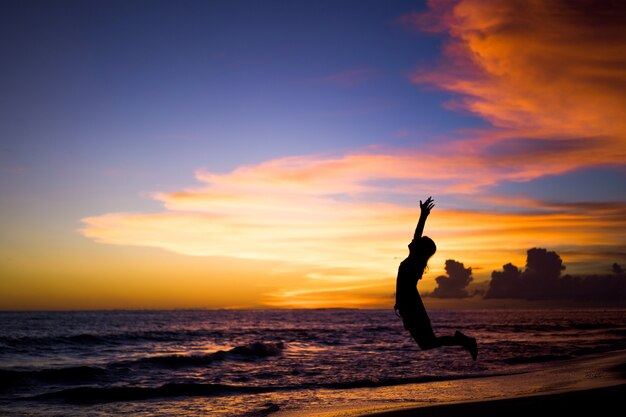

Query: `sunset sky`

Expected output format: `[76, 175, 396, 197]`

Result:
[1, 0, 625, 309]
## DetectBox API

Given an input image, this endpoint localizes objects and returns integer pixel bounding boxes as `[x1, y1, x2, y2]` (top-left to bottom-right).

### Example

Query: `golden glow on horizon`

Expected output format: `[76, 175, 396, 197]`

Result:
[0, 242, 289, 310]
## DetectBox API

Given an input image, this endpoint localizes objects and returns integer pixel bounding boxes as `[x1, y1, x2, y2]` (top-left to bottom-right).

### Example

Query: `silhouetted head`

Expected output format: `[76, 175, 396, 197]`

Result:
[408, 236, 437, 266]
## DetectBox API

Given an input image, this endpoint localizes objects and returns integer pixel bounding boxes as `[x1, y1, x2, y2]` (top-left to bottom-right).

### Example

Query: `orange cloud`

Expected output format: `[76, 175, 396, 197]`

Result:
[407, 0, 626, 167]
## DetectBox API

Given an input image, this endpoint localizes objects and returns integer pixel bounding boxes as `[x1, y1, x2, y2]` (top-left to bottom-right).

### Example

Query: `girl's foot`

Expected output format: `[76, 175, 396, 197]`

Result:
[455, 330, 478, 361]
[467, 336, 478, 361]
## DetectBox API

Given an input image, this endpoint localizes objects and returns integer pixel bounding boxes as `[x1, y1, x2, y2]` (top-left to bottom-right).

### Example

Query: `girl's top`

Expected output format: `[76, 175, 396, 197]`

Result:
[395, 244, 431, 327]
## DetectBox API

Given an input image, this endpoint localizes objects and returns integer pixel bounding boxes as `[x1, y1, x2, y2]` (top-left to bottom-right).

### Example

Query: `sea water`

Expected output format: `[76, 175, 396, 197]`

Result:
[1, 309, 625, 416]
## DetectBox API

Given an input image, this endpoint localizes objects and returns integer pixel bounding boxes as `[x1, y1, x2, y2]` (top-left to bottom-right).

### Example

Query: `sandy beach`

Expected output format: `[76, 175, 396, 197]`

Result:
[275, 350, 626, 417]
[360, 383, 626, 417]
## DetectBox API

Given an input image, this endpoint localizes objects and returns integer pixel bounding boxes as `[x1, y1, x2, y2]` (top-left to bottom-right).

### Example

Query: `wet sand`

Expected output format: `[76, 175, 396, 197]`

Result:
[360, 383, 626, 417]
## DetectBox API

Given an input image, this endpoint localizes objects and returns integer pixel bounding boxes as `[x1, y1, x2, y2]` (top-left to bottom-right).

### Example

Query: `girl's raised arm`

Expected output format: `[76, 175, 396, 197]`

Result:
[413, 196, 434, 240]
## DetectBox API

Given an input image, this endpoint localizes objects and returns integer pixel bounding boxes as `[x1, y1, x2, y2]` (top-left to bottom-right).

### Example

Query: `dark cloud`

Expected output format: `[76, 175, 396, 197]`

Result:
[431, 259, 473, 298]
[486, 248, 626, 302]
[485, 263, 523, 299]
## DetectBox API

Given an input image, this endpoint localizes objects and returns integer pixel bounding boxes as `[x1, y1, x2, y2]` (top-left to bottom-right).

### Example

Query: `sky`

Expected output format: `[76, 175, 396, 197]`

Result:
[1, 0, 625, 310]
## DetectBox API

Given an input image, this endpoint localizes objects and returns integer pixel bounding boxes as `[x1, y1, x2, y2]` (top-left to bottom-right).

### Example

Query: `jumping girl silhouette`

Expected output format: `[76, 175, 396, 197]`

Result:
[394, 197, 478, 360]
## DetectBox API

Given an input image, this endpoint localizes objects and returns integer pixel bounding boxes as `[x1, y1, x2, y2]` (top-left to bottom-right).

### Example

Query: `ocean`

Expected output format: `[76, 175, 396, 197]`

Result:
[1, 309, 626, 416]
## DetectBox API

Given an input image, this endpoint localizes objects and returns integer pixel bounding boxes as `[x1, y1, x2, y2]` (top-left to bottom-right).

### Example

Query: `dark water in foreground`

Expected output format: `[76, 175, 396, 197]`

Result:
[1, 309, 626, 416]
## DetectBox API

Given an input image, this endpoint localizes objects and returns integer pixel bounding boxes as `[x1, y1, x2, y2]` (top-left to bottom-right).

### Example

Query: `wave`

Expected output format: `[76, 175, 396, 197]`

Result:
[26, 382, 278, 404]
[496, 323, 623, 333]
[503, 354, 573, 365]
[0, 366, 107, 388]
[0, 329, 225, 349]
[3, 323, 623, 352]
[1, 342, 285, 388]
[23, 373, 500, 404]
[121, 341, 285, 368]
[317, 373, 495, 390]
[608, 329, 626, 337]
[240, 402, 281, 417]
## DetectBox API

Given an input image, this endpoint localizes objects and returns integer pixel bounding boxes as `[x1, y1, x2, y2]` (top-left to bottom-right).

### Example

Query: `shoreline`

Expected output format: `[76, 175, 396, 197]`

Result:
[359, 383, 626, 417]
[274, 349, 626, 417]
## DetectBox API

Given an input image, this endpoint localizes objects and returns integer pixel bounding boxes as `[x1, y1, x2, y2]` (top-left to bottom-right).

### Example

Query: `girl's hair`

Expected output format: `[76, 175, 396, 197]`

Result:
[421, 236, 437, 259]
[408, 236, 437, 272]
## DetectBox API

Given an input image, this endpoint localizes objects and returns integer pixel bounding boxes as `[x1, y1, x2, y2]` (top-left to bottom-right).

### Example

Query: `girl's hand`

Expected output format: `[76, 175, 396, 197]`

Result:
[420, 197, 435, 215]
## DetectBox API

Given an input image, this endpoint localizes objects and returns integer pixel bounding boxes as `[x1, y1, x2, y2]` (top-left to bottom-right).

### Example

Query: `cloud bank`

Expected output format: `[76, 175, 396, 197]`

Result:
[486, 248, 626, 302]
